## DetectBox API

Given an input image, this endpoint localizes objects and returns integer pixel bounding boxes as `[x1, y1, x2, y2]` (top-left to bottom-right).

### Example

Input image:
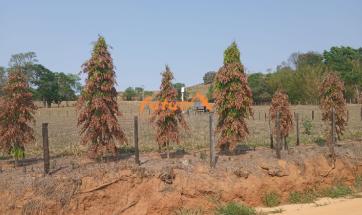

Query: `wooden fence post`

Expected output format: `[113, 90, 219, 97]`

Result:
[276, 112, 281, 159]
[347, 110, 349, 122]
[258, 112, 261, 120]
[268, 115, 273, 149]
[312, 110, 314, 120]
[134, 116, 140, 165]
[360, 106, 362, 121]
[296, 113, 300, 146]
[42, 123, 50, 174]
[330, 108, 336, 159]
[265, 112, 267, 121]
[209, 113, 215, 168]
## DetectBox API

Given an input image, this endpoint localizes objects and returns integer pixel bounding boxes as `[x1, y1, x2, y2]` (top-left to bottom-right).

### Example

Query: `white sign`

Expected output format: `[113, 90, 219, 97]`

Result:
[181, 87, 185, 93]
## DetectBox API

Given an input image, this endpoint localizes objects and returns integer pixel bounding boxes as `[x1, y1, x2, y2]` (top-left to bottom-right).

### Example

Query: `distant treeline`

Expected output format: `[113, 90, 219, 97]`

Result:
[0, 52, 81, 107]
[2, 46, 361, 106]
[205, 46, 362, 105]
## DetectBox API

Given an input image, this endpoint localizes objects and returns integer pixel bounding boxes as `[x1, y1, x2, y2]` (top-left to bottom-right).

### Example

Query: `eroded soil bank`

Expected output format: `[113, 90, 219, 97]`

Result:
[1, 141, 362, 214]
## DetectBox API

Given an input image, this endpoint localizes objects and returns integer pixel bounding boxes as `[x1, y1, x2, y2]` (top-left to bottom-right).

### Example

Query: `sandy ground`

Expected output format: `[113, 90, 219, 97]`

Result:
[258, 195, 362, 215]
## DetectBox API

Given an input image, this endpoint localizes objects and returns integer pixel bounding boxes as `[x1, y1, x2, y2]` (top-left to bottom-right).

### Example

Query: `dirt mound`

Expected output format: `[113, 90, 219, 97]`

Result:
[1, 142, 362, 214]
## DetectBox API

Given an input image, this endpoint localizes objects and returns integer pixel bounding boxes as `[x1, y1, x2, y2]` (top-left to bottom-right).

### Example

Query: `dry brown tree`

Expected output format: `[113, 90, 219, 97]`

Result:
[151, 65, 187, 158]
[320, 72, 347, 159]
[269, 90, 293, 153]
[214, 42, 253, 152]
[77, 36, 126, 158]
[0, 68, 36, 164]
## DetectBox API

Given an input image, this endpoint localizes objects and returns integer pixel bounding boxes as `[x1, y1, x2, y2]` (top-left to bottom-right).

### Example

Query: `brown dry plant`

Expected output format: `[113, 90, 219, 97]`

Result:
[0, 69, 37, 160]
[269, 90, 293, 150]
[151, 65, 187, 158]
[320, 72, 347, 139]
[77, 36, 126, 158]
[213, 42, 253, 150]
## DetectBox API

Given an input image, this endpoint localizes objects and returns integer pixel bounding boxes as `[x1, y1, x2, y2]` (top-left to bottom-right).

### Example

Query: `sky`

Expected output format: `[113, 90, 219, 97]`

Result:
[1, 0, 361, 91]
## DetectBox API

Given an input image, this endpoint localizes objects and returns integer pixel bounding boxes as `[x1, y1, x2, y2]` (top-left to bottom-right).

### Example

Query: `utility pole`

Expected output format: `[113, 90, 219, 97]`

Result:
[181, 87, 185, 102]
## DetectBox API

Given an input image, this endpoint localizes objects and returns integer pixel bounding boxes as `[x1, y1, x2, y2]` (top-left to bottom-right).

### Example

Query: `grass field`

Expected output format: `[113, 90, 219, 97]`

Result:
[18, 102, 362, 158]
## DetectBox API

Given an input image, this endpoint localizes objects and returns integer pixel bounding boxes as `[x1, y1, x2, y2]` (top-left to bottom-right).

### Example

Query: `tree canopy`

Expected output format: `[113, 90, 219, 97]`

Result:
[203, 71, 216, 84]
[248, 46, 362, 104]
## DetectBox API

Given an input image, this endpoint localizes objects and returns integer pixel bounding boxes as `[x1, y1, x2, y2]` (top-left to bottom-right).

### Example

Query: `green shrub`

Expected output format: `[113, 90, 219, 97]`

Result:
[262, 192, 280, 207]
[288, 190, 317, 204]
[324, 184, 352, 198]
[215, 202, 256, 215]
[314, 136, 326, 146]
[10, 146, 25, 161]
[303, 120, 313, 135]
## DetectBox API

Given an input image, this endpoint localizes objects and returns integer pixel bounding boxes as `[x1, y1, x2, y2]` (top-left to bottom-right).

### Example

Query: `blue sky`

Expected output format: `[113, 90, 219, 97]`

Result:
[1, 0, 361, 90]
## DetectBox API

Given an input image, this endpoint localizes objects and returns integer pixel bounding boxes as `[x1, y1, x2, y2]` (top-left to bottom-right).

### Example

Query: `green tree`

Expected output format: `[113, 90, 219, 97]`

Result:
[293, 64, 325, 104]
[8, 52, 38, 82]
[31, 64, 59, 107]
[214, 42, 253, 151]
[266, 66, 296, 102]
[134, 87, 144, 100]
[55, 72, 81, 105]
[123, 87, 136, 101]
[77, 36, 127, 158]
[248, 73, 272, 104]
[289, 52, 323, 69]
[323, 46, 362, 102]
[203, 71, 216, 84]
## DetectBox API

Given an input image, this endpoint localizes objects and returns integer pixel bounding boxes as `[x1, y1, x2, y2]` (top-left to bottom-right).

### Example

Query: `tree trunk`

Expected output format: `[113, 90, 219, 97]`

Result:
[47, 101, 51, 108]
[268, 117, 273, 149]
[166, 142, 170, 159]
[330, 108, 336, 161]
[276, 112, 281, 159]
[284, 136, 288, 150]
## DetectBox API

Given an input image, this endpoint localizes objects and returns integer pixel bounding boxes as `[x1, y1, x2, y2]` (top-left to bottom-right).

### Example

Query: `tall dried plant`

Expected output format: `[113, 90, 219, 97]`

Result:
[0, 69, 36, 162]
[151, 65, 187, 158]
[77, 36, 126, 158]
[214, 42, 253, 151]
[320, 72, 347, 140]
[269, 90, 293, 150]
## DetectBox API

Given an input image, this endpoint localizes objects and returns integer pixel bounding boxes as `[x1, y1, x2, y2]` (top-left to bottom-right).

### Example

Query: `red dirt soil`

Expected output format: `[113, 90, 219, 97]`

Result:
[1, 141, 362, 214]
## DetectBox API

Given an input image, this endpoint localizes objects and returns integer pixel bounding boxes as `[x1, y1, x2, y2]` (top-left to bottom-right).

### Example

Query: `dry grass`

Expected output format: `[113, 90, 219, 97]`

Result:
[186, 83, 211, 98]
[5, 102, 360, 158]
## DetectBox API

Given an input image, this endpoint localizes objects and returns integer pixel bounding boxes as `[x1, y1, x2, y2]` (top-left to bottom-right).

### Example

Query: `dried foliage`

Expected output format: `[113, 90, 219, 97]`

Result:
[320, 72, 347, 138]
[214, 42, 253, 149]
[151, 66, 187, 153]
[0, 69, 36, 155]
[269, 90, 293, 138]
[77, 36, 126, 158]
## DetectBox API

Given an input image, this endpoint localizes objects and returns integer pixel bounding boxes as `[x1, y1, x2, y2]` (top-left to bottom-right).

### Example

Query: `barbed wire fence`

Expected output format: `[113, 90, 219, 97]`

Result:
[26, 103, 362, 166]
